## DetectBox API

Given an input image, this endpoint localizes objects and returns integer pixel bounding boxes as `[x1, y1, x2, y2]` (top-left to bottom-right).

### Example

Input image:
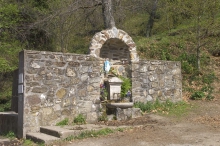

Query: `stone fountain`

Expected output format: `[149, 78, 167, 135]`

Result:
[105, 76, 133, 109]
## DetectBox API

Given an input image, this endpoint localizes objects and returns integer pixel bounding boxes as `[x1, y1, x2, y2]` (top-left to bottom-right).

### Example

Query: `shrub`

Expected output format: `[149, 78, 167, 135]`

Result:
[73, 114, 86, 125]
[190, 91, 205, 100]
[202, 73, 217, 85]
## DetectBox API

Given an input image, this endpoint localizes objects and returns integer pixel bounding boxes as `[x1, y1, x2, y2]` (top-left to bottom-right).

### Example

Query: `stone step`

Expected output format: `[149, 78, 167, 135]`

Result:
[26, 132, 60, 145]
[40, 124, 117, 139]
[27, 124, 129, 144]
[40, 126, 82, 139]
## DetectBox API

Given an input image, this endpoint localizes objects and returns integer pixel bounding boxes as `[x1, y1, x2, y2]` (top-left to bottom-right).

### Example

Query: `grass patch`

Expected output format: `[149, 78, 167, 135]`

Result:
[73, 114, 86, 125]
[56, 118, 69, 126]
[134, 100, 191, 117]
[65, 128, 124, 141]
[22, 139, 44, 146]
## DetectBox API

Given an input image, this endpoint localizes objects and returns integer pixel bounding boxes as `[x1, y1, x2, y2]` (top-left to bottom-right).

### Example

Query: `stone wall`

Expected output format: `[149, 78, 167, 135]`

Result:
[132, 60, 182, 103]
[19, 50, 101, 136]
[16, 50, 182, 138]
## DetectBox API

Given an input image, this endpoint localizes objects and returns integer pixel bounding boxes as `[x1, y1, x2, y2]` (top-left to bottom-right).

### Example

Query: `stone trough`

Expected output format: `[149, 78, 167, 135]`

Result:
[106, 102, 134, 109]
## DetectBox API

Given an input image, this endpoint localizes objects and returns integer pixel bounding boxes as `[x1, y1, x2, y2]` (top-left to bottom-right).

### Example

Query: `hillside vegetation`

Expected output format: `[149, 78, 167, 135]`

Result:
[0, 0, 220, 111]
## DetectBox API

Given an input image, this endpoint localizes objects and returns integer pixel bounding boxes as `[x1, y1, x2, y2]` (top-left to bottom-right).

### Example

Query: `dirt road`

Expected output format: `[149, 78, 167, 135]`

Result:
[65, 99, 220, 146]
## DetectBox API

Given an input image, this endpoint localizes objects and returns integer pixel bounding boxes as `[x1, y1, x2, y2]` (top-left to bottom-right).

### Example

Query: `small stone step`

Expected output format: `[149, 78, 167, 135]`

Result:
[26, 132, 60, 145]
[40, 126, 82, 139]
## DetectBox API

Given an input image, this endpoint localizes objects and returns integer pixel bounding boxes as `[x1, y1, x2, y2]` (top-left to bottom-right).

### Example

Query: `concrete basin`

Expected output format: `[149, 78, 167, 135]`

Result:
[106, 102, 133, 109]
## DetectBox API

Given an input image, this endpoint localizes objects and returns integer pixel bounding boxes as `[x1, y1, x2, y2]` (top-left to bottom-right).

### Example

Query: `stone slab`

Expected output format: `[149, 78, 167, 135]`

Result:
[26, 132, 60, 145]
[40, 126, 82, 139]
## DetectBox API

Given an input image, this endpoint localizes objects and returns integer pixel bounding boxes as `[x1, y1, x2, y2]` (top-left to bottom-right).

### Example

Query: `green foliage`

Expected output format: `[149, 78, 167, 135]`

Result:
[100, 83, 108, 101]
[189, 72, 217, 100]
[119, 76, 132, 98]
[0, 100, 11, 112]
[73, 114, 86, 125]
[177, 52, 197, 74]
[98, 113, 108, 122]
[202, 73, 217, 85]
[0, 2, 20, 28]
[134, 101, 154, 113]
[56, 118, 69, 126]
[123, 13, 148, 36]
[5, 131, 15, 139]
[134, 100, 190, 117]
[191, 91, 205, 100]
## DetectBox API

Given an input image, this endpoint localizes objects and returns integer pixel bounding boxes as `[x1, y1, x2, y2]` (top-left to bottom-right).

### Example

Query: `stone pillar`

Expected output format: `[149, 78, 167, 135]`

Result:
[17, 51, 25, 138]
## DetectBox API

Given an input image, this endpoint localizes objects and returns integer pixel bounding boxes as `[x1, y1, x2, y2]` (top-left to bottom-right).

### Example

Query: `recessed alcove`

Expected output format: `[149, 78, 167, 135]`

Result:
[100, 38, 130, 61]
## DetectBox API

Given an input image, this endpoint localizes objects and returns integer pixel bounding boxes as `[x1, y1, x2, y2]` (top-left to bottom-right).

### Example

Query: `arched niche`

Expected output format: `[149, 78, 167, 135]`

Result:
[89, 27, 139, 63]
[100, 38, 130, 61]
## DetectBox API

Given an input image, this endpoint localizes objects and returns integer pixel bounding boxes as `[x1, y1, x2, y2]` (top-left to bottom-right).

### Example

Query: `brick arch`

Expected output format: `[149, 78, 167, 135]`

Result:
[89, 27, 139, 62]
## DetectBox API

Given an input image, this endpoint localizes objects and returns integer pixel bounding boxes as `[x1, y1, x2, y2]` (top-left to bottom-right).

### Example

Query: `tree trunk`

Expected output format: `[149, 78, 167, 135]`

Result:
[196, 16, 201, 72]
[146, 0, 158, 37]
[102, 0, 115, 29]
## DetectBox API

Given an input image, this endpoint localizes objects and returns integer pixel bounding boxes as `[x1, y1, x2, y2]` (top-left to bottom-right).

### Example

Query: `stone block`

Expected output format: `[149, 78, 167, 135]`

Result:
[86, 112, 98, 124]
[131, 108, 142, 118]
[56, 88, 67, 99]
[116, 108, 126, 121]
[27, 95, 41, 106]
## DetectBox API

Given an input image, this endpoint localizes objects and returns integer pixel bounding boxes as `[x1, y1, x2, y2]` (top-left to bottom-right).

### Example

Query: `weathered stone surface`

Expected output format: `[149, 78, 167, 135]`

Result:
[172, 68, 181, 75]
[61, 109, 71, 116]
[26, 82, 40, 87]
[45, 60, 53, 66]
[149, 89, 155, 95]
[46, 72, 53, 80]
[81, 73, 88, 81]
[49, 55, 55, 59]
[56, 88, 66, 98]
[32, 86, 48, 93]
[62, 98, 72, 107]
[27, 68, 40, 74]
[86, 112, 98, 124]
[89, 77, 100, 83]
[151, 61, 162, 65]
[87, 85, 94, 92]
[78, 89, 87, 97]
[55, 62, 66, 67]
[44, 80, 56, 85]
[71, 78, 81, 84]
[66, 68, 76, 77]
[27, 95, 41, 106]
[78, 101, 93, 113]
[132, 108, 142, 118]
[31, 106, 40, 113]
[53, 104, 61, 111]
[68, 61, 80, 67]
[149, 75, 157, 82]
[151, 82, 159, 88]
[146, 95, 153, 101]
[148, 66, 156, 71]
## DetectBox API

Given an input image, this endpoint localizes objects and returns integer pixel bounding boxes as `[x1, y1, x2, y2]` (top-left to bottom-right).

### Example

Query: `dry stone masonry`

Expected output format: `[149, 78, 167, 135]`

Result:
[89, 27, 139, 63]
[10, 27, 182, 138]
[18, 51, 102, 136]
[132, 60, 182, 103]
